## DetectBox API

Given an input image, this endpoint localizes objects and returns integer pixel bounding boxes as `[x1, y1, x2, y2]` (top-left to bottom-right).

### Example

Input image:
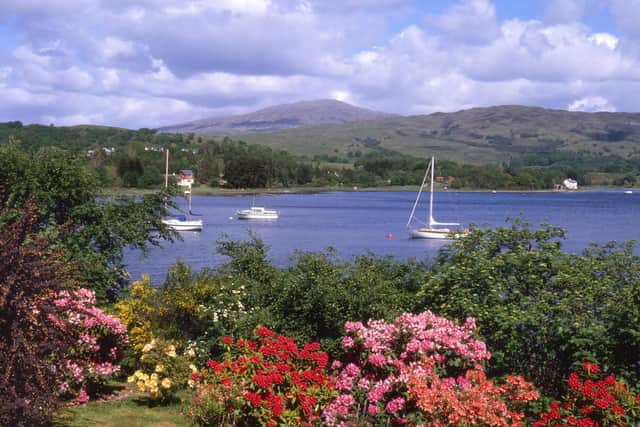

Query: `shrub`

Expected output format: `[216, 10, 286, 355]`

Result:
[0, 192, 74, 426]
[533, 362, 640, 426]
[187, 327, 336, 426]
[127, 337, 196, 403]
[54, 288, 128, 403]
[322, 311, 538, 426]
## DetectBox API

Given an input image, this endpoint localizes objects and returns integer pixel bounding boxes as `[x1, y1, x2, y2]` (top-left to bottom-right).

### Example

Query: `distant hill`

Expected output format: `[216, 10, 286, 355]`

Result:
[159, 99, 397, 134]
[230, 105, 640, 164]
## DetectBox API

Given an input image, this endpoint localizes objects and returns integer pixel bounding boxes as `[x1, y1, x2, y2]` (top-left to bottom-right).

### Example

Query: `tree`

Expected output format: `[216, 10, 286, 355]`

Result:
[0, 144, 175, 302]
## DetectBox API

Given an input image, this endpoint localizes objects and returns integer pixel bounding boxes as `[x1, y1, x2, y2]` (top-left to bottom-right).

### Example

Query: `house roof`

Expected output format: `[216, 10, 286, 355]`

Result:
[179, 169, 193, 176]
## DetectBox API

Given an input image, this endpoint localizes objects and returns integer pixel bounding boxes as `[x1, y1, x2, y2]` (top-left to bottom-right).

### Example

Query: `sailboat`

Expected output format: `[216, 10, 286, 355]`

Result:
[406, 156, 465, 239]
[161, 149, 203, 231]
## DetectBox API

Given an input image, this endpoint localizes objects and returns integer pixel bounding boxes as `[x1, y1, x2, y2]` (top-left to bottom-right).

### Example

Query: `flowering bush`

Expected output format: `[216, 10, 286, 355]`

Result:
[127, 338, 196, 402]
[113, 275, 157, 353]
[52, 288, 128, 404]
[323, 311, 538, 426]
[187, 327, 336, 426]
[533, 362, 640, 427]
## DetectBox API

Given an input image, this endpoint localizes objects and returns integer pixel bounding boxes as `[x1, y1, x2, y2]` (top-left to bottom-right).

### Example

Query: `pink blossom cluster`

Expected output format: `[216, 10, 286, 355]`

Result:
[52, 288, 128, 404]
[323, 311, 492, 426]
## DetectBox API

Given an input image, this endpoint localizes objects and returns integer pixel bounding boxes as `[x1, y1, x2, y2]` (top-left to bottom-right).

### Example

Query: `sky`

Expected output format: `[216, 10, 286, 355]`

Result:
[0, 0, 639, 129]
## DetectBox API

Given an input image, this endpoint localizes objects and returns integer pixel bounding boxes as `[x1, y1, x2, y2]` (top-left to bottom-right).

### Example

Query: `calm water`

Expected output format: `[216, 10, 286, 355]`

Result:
[124, 190, 640, 284]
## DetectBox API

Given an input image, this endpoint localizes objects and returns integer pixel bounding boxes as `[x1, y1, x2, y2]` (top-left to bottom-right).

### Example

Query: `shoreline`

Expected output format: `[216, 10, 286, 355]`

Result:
[101, 185, 636, 197]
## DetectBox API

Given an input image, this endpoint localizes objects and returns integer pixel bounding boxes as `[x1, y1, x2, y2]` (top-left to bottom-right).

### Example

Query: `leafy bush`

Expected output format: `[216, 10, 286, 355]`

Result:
[533, 362, 640, 426]
[420, 219, 640, 396]
[322, 311, 538, 426]
[187, 327, 336, 426]
[127, 338, 196, 403]
[0, 191, 74, 425]
[54, 288, 128, 403]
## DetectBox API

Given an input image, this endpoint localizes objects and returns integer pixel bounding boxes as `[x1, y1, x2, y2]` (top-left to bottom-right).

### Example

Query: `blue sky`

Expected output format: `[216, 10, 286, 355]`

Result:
[0, 0, 639, 128]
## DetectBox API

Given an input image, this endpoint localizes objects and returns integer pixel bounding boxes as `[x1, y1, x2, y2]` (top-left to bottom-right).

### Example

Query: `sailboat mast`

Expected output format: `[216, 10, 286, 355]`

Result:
[429, 156, 435, 226]
[165, 149, 169, 189]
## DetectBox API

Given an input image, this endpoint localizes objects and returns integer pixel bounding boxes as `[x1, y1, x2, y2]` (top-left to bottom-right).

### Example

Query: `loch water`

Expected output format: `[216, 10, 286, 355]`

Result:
[124, 190, 640, 284]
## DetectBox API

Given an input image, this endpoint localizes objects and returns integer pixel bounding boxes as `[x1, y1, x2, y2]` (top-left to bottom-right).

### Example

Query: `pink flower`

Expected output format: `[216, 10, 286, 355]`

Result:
[385, 397, 405, 414]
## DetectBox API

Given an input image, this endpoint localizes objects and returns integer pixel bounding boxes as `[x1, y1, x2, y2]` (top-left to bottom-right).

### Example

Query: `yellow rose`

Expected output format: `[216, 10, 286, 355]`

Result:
[188, 379, 195, 388]
[136, 380, 145, 392]
[134, 370, 143, 378]
[127, 375, 136, 383]
[161, 378, 172, 389]
[155, 364, 164, 373]
[189, 364, 198, 373]
[185, 348, 196, 357]
[151, 373, 159, 381]
[141, 343, 153, 353]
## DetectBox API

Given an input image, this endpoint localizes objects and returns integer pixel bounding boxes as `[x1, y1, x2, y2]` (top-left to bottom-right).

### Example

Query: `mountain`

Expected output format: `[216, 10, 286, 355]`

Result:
[232, 105, 640, 164]
[159, 99, 396, 134]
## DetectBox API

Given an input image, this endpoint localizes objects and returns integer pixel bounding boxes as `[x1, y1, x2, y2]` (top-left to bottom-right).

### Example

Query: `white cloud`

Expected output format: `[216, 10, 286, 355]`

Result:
[567, 96, 616, 112]
[1, 0, 640, 128]
[427, 0, 500, 44]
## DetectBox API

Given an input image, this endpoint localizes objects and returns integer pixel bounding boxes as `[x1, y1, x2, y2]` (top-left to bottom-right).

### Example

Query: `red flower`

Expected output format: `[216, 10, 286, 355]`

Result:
[221, 336, 234, 345]
[567, 372, 581, 390]
[582, 361, 599, 375]
[612, 404, 625, 417]
[244, 391, 262, 407]
[256, 326, 275, 338]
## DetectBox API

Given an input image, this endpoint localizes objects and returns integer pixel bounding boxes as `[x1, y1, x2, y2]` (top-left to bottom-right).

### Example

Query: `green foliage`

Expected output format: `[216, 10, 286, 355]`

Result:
[418, 218, 640, 397]
[0, 144, 174, 302]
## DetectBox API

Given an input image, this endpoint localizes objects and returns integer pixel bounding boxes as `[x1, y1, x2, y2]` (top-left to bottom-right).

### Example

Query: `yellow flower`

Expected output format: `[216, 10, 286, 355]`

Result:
[161, 378, 172, 389]
[165, 345, 177, 358]
[142, 342, 153, 353]
[151, 373, 159, 381]
[189, 364, 198, 373]
[140, 354, 148, 361]
[133, 370, 143, 378]
[155, 364, 164, 373]
[127, 375, 136, 383]
[188, 379, 195, 388]
[185, 348, 196, 357]
[136, 380, 145, 392]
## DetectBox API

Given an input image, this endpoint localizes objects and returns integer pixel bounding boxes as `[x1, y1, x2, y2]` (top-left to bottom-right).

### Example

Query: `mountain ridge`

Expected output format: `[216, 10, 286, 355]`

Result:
[159, 99, 397, 134]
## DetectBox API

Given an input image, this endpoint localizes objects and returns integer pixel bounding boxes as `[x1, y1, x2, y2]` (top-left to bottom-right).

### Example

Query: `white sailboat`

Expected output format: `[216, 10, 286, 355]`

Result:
[406, 157, 465, 240]
[161, 149, 203, 231]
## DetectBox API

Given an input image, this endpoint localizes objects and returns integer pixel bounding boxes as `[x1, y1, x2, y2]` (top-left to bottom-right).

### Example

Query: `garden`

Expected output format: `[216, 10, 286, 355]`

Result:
[1, 150, 640, 425]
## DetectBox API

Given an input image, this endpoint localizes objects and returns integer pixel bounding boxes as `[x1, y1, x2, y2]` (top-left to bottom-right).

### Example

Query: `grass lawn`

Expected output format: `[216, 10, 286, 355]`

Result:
[54, 384, 192, 427]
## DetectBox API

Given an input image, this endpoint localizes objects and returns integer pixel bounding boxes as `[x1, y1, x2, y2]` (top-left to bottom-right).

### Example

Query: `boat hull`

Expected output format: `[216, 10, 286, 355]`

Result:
[236, 212, 279, 220]
[236, 207, 279, 220]
[408, 227, 453, 240]
[162, 218, 203, 231]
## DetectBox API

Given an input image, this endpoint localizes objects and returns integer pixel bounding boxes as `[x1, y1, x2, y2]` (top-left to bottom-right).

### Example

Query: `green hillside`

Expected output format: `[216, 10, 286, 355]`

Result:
[233, 105, 640, 164]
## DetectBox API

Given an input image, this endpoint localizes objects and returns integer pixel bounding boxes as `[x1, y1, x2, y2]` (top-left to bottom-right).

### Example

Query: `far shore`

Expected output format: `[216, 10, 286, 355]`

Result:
[101, 185, 636, 198]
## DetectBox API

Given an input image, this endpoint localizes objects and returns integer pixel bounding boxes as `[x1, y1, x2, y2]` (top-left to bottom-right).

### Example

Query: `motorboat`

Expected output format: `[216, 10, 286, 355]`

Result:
[236, 206, 279, 220]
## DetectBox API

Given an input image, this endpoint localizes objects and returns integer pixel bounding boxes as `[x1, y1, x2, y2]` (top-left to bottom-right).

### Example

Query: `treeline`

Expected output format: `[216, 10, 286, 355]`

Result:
[1, 121, 638, 190]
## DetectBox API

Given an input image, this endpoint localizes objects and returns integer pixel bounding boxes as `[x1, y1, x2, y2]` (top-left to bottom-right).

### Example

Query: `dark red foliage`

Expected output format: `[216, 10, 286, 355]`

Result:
[0, 183, 76, 426]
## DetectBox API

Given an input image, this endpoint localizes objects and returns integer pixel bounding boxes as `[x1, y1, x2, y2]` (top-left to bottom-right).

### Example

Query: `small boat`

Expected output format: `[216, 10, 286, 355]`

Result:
[406, 156, 466, 240]
[162, 214, 203, 231]
[161, 149, 203, 231]
[236, 206, 279, 220]
[624, 190, 633, 194]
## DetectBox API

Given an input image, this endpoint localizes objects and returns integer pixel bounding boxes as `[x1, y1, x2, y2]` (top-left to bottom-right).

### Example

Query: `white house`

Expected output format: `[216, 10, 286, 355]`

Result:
[562, 178, 578, 190]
